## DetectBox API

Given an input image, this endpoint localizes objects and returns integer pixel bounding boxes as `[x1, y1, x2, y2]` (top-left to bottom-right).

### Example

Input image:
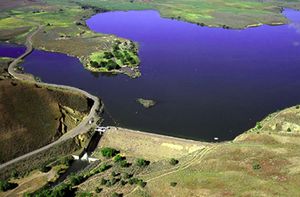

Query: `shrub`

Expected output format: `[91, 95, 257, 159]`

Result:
[90, 61, 99, 68]
[296, 105, 299, 109]
[128, 178, 138, 185]
[136, 158, 150, 167]
[100, 147, 119, 158]
[100, 178, 107, 185]
[120, 180, 127, 186]
[69, 174, 85, 186]
[52, 183, 74, 196]
[119, 160, 130, 168]
[111, 171, 119, 177]
[60, 156, 74, 166]
[95, 187, 102, 193]
[169, 158, 179, 166]
[106, 180, 112, 187]
[106, 60, 120, 71]
[113, 154, 125, 163]
[128, 178, 146, 187]
[122, 172, 131, 179]
[113, 50, 123, 59]
[252, 163, 261, 170]
[104, 52, 114, 59]
[77, 192, 92, 197]
[170, 182, 177, 187]
[137, 180, 147, 188]
[256, 122, 262, 129]
[112, 192, 123, 197]
[11, 170, 19, 178]
[111, 178, 119, 185]
[96, 164, 112, 173]
[287, 128, 292, 132]
[0, 180, 18, 192]
[28, 183, 73, 197]
[40, 164, 51, 173]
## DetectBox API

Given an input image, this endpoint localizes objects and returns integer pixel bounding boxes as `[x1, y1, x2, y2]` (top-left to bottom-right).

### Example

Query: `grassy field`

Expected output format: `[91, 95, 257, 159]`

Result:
[0, 78, 90, 163]
[1, 0, 300, 77]
[125, 106, 300, 197]
[0, 0, 141, 77]
[70, 0, 300, 28]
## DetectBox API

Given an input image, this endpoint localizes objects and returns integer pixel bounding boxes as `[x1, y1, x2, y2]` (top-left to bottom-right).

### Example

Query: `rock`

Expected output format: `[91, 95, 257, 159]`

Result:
[137, 98, 156, 108]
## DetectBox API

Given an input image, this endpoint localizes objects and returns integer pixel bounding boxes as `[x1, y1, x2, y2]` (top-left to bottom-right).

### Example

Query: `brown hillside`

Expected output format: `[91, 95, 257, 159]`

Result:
[0, 79, 90, 164]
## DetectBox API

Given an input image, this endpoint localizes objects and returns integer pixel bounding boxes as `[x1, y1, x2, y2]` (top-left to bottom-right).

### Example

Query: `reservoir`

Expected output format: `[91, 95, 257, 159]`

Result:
[1, 9, 300, 141]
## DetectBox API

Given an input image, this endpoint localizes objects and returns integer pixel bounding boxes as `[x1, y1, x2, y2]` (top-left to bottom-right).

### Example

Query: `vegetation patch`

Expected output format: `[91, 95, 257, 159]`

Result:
[85, 40, 140, 78]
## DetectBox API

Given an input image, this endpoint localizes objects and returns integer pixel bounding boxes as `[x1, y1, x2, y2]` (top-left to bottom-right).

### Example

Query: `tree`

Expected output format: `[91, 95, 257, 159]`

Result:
[100, 147, 119, 158]
[96, 164, 111, 173]
[106, 60, 120, 71]
[111, 192, 123, 197]
[51, 183, 74, 197]
[111, 178, 119, 185]
[137, 180, 147, 188]
[69, 174, 85, 186]
[11, 170, 19, 178]
[95, 187, 102, 193]
[113, 154, 125, 163]
[252, 163, 261, 170]
[0, 180, 18, 192]
[40, 164, 51, 173]
[136, 158, 150, 167]
[111, 171, 119, 177]
[169, 158, 179, 166]
[100, 178, 107, 185]
[120, 180, 127, 186]
[120, 160, 130, 167]
[113, 50, 123, 59]
[104, 52, 114, 59]
[122, 172, 131, 179]
[90, 61, 99, 68]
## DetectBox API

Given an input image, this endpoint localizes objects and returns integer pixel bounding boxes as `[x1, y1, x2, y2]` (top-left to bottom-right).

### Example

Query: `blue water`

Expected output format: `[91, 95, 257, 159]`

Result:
[1, 10, 300, 141]
[0, 43, 25, 58]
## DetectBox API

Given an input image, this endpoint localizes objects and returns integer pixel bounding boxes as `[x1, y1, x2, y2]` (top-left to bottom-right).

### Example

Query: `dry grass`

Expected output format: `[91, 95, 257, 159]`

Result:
[83, 107, 300, 197]
[97, 127, 210, 161]
[0, 79, 89, 163]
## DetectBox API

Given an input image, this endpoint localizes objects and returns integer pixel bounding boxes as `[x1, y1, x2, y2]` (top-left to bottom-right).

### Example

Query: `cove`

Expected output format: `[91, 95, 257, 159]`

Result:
[1, 10, 300, 141]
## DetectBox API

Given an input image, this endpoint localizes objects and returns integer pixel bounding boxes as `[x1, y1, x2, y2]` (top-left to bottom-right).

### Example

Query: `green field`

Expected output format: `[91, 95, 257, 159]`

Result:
[68, 0, 300, 28]
[0, 0, 141, 77]
[1, 0, 300, 77]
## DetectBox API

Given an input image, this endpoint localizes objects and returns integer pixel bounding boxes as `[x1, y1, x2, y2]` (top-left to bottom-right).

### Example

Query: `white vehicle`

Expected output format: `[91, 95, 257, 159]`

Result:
[95, 126, 108, 133]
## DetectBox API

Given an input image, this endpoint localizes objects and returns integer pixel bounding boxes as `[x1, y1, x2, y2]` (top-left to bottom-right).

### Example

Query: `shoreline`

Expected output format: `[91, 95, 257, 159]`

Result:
[0, 26, 102, 171]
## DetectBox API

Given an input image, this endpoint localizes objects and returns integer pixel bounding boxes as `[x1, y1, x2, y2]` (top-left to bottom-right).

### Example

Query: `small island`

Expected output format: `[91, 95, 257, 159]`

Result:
[84, 40, 140, 78]
[137, 98, 156, 108]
